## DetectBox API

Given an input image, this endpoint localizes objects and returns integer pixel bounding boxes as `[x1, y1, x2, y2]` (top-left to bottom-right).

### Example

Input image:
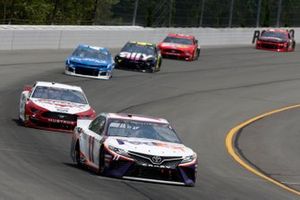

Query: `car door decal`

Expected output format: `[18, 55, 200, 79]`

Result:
[88, 136, 95, 163]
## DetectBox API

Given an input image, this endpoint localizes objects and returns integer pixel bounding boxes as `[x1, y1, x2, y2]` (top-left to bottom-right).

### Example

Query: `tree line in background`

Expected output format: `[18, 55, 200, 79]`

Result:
[0, 0, 299, 27]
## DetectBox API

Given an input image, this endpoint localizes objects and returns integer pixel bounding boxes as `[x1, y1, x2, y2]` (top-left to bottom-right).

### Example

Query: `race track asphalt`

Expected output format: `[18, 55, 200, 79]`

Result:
[0, 46, 299, 200]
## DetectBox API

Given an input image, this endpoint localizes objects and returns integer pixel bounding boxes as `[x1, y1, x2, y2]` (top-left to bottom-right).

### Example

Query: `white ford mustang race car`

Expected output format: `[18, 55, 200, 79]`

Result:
[19, 81, 96, 132]
[70, 113, 197, 186]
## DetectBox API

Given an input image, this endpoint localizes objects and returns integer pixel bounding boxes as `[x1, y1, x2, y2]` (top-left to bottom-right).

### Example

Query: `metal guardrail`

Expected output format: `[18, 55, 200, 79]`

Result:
[0, 26, 298, 50]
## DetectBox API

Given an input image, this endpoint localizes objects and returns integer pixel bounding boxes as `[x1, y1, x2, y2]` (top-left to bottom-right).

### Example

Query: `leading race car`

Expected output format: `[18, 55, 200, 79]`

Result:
[157, 33, 200, 61]
[252, 29, 296, 52]
[65, 44, 115, 80]
[70, 113, 197, 186]
[114, 41, 161, 73]
[19, 81, 96, 132]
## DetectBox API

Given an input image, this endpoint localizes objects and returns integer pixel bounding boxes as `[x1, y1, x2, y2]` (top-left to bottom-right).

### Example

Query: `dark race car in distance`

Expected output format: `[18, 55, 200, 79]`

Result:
[65, 44, 115, 80]
[158, 33, 200, 61]
[114, 41, 161, 73]
[253, 29, 296, 52]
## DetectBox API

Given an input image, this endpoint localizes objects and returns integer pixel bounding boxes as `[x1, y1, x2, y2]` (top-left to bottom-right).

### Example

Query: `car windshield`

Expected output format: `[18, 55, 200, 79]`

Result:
[72, 46, 111, 60]
[31, 86, 87, 104]
[107, 119, 181, 143]
[121, 43, 155, 55]
[261, 31, 288, 39]
[163, 36, 193, 45]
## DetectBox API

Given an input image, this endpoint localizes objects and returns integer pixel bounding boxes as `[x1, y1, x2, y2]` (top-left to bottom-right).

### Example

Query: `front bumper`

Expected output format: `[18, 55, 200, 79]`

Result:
[256, 42, 293, 52]
[65, 65, 112, 80]
[25, 111, 77, 132]
[115, 59, 155, 71]
[160, 49, 193, 61]
[102, 147, 197, 186]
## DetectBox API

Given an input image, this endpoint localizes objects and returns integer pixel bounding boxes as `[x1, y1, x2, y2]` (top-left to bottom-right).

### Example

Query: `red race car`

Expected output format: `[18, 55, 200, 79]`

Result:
[252, 29, 296, 52]
[158, 33, 200, 61]
[19, 81, 96, 132]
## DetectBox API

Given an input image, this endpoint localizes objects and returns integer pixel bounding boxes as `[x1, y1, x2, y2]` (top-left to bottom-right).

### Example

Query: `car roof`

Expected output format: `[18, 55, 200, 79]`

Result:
[128, 41, 156, 47]
[264, 29, 289, 33]
[105, 113, 169, 124]
[78, 44, 109, 52]
[34, 81, 83, 92]
[167, 33, 195, 39]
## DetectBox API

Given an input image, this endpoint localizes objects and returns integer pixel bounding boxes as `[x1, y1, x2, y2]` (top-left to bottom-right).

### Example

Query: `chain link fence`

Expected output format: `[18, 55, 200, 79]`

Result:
[128, 0, 300, 27]
[0, 0, 300, 27]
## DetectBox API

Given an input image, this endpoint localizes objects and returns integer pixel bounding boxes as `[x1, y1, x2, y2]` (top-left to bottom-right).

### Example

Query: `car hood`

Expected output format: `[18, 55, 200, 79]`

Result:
[31, 98, 90, 114]
[159, 42, 194, 50]
[105, 136, 194, 157]
[259, 36, 287, 43]
[68, 56, 112, 68]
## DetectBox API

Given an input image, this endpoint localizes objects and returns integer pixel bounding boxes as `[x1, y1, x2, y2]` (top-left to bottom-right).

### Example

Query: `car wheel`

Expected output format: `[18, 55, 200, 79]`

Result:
[98, 147, 105, 175]
[146, 66, 155, 73]
[293, 42, 296, 50]
[157, 59, 161, 72]
[195, 49, 200, 60]
[18, 116, 25, 126]
[75, 141, 83, 168]
[19, 109, 28, 127]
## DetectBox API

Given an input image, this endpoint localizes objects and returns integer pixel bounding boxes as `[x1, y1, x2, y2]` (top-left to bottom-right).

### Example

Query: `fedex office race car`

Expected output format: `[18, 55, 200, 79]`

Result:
[19, 81, 96, 132]
[70, 113, 197, 186]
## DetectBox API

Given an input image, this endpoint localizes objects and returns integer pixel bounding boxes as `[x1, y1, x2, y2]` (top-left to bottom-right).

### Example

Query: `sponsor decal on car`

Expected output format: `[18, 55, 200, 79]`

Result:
[119, 52, 153, 61]
[116, 139, 185, 151]
[47, 118, 75, 124]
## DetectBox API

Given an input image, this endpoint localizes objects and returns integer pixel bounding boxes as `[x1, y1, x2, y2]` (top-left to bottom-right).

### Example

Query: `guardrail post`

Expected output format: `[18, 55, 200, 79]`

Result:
[276, 0, 282, 27]
[168, 0, 174, 27]
[256, 0, 262, 27]
[132, 0, 139, 26]
[228, 0, 234, 27]
[199, 0, 205, 27]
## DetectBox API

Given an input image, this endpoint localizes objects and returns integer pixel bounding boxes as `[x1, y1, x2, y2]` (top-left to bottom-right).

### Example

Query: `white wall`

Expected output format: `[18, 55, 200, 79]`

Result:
[0, 25, 298, 50]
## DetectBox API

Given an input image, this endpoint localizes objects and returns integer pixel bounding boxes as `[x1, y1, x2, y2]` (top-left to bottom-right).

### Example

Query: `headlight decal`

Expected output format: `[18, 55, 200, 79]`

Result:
[181, 153, 197, 164]
[108, 145, 130, 158]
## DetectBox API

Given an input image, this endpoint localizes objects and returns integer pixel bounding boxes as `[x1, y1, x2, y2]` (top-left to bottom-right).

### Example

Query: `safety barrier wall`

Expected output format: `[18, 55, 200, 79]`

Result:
[0, 25, 298, 50]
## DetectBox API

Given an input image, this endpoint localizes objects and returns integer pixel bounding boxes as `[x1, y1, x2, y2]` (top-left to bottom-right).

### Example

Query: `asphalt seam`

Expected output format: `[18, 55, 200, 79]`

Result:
[225, 104, 300, 196]
[118, 77, 300, 113]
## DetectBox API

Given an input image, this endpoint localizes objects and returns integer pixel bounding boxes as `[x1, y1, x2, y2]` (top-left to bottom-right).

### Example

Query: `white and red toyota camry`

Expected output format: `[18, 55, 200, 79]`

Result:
[70, 113, 197, 186]
[19, 81, 96, 132]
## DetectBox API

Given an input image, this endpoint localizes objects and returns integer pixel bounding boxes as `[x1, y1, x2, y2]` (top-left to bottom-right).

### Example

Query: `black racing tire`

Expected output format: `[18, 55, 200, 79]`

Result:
[114, 63, 121, 69]
[75, 141, 83, 168]
[98, 147, 105, 175]
[19, 110, 28, 127]
[146, 66, 155, 73]
[157, 58, 162, 72]
[18, 116, 25, 126]
[293, 42, 296, 50]
[195, 49, 200, 60]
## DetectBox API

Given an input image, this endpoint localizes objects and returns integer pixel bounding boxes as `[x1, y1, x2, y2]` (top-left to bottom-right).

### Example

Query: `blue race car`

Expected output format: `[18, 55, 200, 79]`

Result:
[65, 44, 115, 80]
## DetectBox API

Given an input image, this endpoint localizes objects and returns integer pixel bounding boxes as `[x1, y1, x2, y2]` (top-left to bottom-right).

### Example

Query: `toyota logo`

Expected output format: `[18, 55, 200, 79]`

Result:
[151, 156, 162, 164]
